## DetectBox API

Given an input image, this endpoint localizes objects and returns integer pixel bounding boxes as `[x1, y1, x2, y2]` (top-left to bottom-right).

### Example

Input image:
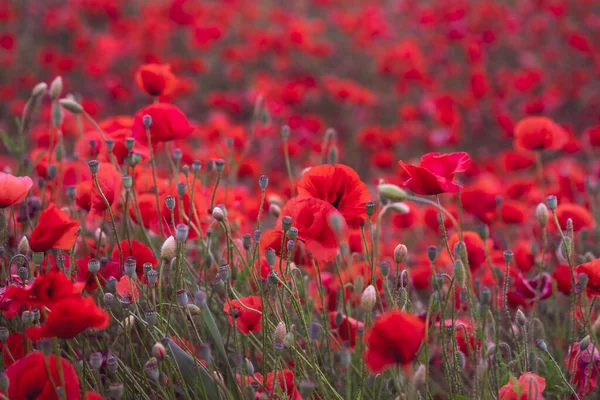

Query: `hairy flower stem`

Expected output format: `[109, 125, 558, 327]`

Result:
[282, 136, 295, 197]
[210, 171, 221, 211]
[541, 348, 580, 400]
[93, 174, 123, 274]
[145, 127, 166, 238]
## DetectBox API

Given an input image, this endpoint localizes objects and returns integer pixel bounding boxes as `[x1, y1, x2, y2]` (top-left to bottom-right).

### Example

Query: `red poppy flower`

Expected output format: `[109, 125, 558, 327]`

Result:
[2, 332, 37, 367]
[261, 369, 302, 400]
[296, 164, 371, 228]
[29, 204, 80, 253]
[447, 231, 487, 272]
[76, 162, 122, 217]
[223, 295, 262, 334]
[5, 270, 84, 311]
[27, 296, 109, 340]
[499, 372, 545, 400]
[513, 116, 567, 151]
[329, 312, 363, 349]
[5, 352, 80, 400]
[577, 259, 600, 296]
[111, 240, 157, 279]
[566, 341, 600, 397]
[83, 392, 105, 400]
[398, 152, 471, 195]
[364, 310, 425, 372]
[76, 256, 121, 291]
[132, 103, 194, 143]
[552, 203, 594, 232]
[135, 63, 177, 97]
[115, 276, 139, 302]
[507, 273, 553, 308]
[261, 197, 347, 264]
[553, 264, 573, 295]
[0, 172, 33, 208]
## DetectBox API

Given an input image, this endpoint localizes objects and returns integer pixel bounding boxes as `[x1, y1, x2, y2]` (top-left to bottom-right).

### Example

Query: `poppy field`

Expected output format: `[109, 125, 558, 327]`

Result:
[3, 0, 600, 399]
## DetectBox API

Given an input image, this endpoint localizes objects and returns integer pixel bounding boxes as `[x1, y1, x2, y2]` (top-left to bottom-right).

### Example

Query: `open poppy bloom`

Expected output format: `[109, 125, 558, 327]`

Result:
[5, 352, 80, 400]
[499, 372, 545, 400]
[223, 295, 262, 334]
[29, 204, 80, 253]
[261, 197, 348, 264]
[565, 341, 600, 397]
[513, 116, 568, 151]
[576, 259, 600, 296]
[364, 310, 425, 372]
[0, 172, 33, 208]
[27, 296, 110, 340]
[75, 162, 122, 217]
[329, 311, 364, 349]
[111, 239, 157, 279]
[398, 152, 471, 195]
[135, 63, 177, 97]
[132, 103, 195, 143]
[297, 164, 371, 228]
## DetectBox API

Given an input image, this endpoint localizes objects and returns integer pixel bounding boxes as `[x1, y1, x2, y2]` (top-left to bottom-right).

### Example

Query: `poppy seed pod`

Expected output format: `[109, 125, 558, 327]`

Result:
[545, 195, 557, 211]
[274, 321, 286, 350]
[361, 285, 377, 312]
[88, 258, 100, 274]
[328, 212, 345, 235]
[427, 246, 438, 262]
[259, 175, 269, 190]
[535, 339, 548, 352]
[365, 201, 375, 217]
[124, 257, 136, 277]
[89, 352, 103, 370]
[146, 269, 158, 285]
[265, 247, 276, 267]
[281, 125, 290, 138]
[503, 250, 513, 263]
[394, 244, 408, 264]
[49, 76, 63, 99]
[378, 183, 408, 202]
[0, 327, 8, 342]
[309, 323, 322, 340]
[164, 195, 176, 211]
[177, 182, 186, 198]
[88, 160, 100, 175]
[144, 357, 160, 381]
[379, 261, 390, 277]
[215, 159, 225, 173]
[253, 230, 262, 242]
[281, 216, 293, 231]
[122, 175, 132, 190]
[536, 203, 549, 228]
[21, 310, 33, 325]
[177, 290, 189, 307]
[124, 137, 135, 151]
[47, 164, 58, 180]
[175, 224, 189, 242]
[143, 115, 152, 128]
[160, 236, 176, 261]
[173, 148, 182, 162]
[287, 227, 298, 241]
[480, 287, 491, 305]
[107, 382, 124, 399]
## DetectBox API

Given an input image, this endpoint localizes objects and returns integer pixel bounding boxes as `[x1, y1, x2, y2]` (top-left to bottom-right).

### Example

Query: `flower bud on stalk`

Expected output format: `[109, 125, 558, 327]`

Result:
[160, 236, 176, 261]
[212, 206, 225, 222]
[269, 203, 281, 217]
[378, 183, 408, 202]
[536, 203, 549, 228]
[175, 224, 189, 242]
[394, 244, 408, 264]
[453, 259, 466, 287]
[49, 76, 62, 99]
[545, 195, 557, 211]
[89, 352, 103, 370]
[58, 98, 83, 114]
[361, 285, 377, 312]
[32, 82, 47, 99]
[165, 195, 176, 211]
[153, 342, 166, 360]
[17, 236, 30, 255]
[274, 322, 286, 351]
[515, 309, 527, 326]
[144, 358, 160, 381]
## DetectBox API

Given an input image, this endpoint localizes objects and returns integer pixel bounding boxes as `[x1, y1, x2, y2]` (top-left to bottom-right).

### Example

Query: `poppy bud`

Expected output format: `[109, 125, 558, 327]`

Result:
[580, 335, 591, 352]
[365, 201, 375, 217]
[129, 153, 142, 166]
[503, 250, 513, 263]
[253, 230, 262, 242]
[309, 323, 321, 340]
[281, 125, 290, 138]
[32, 82, 47, 98]
[432, 275, 443, 291]
[427, 246, 438, 262]
[153, 342, 166, 360]
[281, 216, 293, 231]
[284, 330, 295, 348]
[259, 175, 269, 190]
[265, 248, 276, 267]
[89, 352, 103, 370]
[47, 164, 58, 180]
[361, 285, 377, 312]
[269, 203, 281, 217]
[389, 202, 410, 214]
[410, 365, 426, 390]
[560, 237, 572, 260]
[274, 321, 286, 350]
[59, 98, 83, 114]
[173, 148, 182, 162]
[18, 236, 30, 255]
[177, 290, 188, 307]
[453, 260, 466, 287]
[536, 203, 549, 228]
[394, 244, 408, 263]
[516, 309, 527, 326]
[144, 358, 160, 381]
[212, 207, 225, 222]
[455, 241, 468, 262]
[378, 183, 408, 202]
[535, 339, 547, 352]
[177, 182, 186, 198]
[218, 264, 231, 281]
[194, 290, 207, 307]
[545, 195, 557, 211]
[160, 236, 176, 261]
[88, 160, 100, 175]
[175, 224, 189, 242]
[477, 224, 489, 240]
[328, 146, 338, 165]
[49, 76, 62, 99]
[215, 159, 225, 173]
[124, 257, 136, 277]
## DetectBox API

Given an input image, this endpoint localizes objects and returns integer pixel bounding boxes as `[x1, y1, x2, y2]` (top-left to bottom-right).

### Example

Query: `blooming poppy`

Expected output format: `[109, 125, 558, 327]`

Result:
[1, 332, 37, 367]
[398, 152, 471, 195]
[364, 310, 425, 372]
[76, 256, 121, 292]
[329, 311, 363, 349]
[552, 264, 573, 295]
[261, 369, 302, 400]
[116, 275, 139, 302]
[76, 162, 122, 217]
[5, 270, 84, 311]
[507, 273, 553, 308]
[513, 116, 567, 151]
[499, 372, 545, 400]
[261, 197, 347, 264]
[565, 341, 600, 397]
[27, 296, 110, 340]
[135, 63, 177, 97]
[576, 259, 600, 296]
[29, 204, 80, 253]
[131, 103, 194, 143]
[447, 231, 487, 272]
[296, 164, 371, 228]
[552, 203, 594, 232]
[5, 351, 80, 400]
[223, 295, 262, 334]
[111, 240, 157, 279]
[0, 172, 33, 208]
